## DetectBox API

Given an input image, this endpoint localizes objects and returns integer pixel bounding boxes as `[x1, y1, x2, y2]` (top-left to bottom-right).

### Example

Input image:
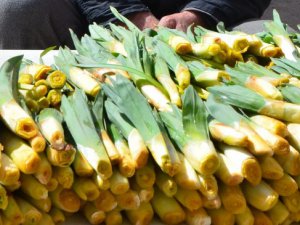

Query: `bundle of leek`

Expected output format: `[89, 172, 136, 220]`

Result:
[234, 61, 289, 86]
[77, 25, 171, 112]
[160, 86, 219, 175]
[88, 21, 127, 56]
[208, 84, 300, 123]
[0, 56, 39, 139]
[197, 26, 250, 50]
[264, 10, 299, 62]
[92, 90, 120, 164]
[70, 30, 130, 80]
[104, 99, 149, 169]
[271, 57, 300, 78]
[225, 64, 284, 100]
[152, 38, 191, 91]
[54, 47, 100, 97]
[102, 75, 177, 176]
[37, 108, 65, 150]
[60, 88, 112, 179]
[187, 61, 230, 87]
[157, 27, 192, 55]
[206, 94, 290, 155]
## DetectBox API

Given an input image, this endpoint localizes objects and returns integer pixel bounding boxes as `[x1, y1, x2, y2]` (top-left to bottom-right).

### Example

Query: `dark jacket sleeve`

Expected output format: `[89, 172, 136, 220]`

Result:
[180, 0, 271, 28]
[74, 0, 150, 25]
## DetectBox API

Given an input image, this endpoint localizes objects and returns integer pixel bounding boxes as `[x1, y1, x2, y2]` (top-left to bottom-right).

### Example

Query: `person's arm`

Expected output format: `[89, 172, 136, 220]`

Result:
[74, 0, 159, 30]
[158, 0, 271, 31]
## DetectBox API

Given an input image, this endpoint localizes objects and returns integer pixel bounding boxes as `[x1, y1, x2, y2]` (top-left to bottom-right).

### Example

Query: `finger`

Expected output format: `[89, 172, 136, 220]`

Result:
[158, 16, 177, 29]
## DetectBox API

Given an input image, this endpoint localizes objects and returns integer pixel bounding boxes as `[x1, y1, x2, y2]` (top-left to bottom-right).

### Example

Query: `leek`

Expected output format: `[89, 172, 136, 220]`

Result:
[208, 84, 300, 123]
[103, 76, 175, 175]
[160, 86, 219, 175]
[60, 88, 112, 179]
[0, 56, 38, 139]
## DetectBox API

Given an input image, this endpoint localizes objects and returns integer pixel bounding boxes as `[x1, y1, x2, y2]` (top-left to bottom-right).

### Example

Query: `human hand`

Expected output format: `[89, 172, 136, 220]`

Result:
[126, 11, 159, 30]
[158, 11, 205, 32]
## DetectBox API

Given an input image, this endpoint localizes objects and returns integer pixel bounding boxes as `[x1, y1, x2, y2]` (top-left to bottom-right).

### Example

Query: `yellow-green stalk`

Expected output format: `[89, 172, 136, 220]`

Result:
[91, 90, 120, 164]
[185, 208, 211, 225]
[103, 76, 178, 175]
[174, 153, 200, 190]
[215, 153, 243, 186]
[155, 171, 177, 197]
[274, 145, 300, 176]
[93, 174, 111, 191]
[2, 195, 24, 225]
[287, 123, 300, 150]
[109, 169, 130, 195]
[218, 143, 262, 185]
[105, 208, 123, 225]
[46, 145, 76, 167]
[5, 181, 21, 192]
[93, 190, 117, 212]
[109, 124, 136, 177]
[18, 73, 33, 84]
[34, 152, 52, 185]
[154, 56, 181, 107]
[219, 183, 247, 214]
[209, 120, 249, 147]
[242, 181, 278, 211]
[130, 179, 154, 203]
[49, 185, 81, 213]
[72, 151, 94, 177]
[47, 89, 62, 107]
[202, 195, 221, 210]
[151, 187, 186, 225]
[0, 153, 20, 186]
[37, 108, 65, 150]
[20, 174, 48, 200]
[82, 202, 106, 225]
[268, 173, 298, 196]
[52, 166, 74, 189]
[115, 189, 140, 210]
[49, 207, 65, 224]
[15, 197, 42, 225]
[198, 174, 219, 200]
[235, 207, 254, 225]
[0, 128, 41, 174]
[135, 161, 156, 189]
[25, 196, 52, 213]
[258, 156, 284, 180]
[250, 122, 290, 155]
[207, 206, 235, 225]
[0, 184, 8, 210]
[282, 191, 300, 213]
[251, 208, 273, 225]
[39, 213, 55, 225]
[126, 202, 153, 225]
[45, 177, 58, 192]
[153, 39, 190, 90]
[28, 132, 46, 153]
[174, 186, 202, 211]
[46, 70, 67, 89]
[266, 200, 290, 225]
[73, 177, 100, 201]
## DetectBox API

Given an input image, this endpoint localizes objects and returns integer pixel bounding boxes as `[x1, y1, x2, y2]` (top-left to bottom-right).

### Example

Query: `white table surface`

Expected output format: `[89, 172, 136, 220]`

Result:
[0, 50, 167, 225]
